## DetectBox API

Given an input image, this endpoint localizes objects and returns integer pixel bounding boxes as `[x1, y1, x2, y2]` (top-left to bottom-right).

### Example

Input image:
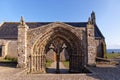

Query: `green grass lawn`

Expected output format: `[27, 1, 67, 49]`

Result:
[46, 60, 53, 68]
[62, 61, 69, 68]
[0, 57, 17, 62]
[0, 59, 16, 62]
[107, 53, 120, 59]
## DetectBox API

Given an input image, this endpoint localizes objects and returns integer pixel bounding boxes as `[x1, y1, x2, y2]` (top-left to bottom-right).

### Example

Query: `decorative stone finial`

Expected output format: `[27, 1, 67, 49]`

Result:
[88, 17, 91, 24]
[92, 11, 95, 14]
[91, 11, 96, 24]
[20, 16, 26, 25]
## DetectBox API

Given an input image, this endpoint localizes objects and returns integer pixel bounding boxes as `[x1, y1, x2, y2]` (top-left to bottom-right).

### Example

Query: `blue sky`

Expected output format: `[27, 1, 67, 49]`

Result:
[0, 0, 120, 49]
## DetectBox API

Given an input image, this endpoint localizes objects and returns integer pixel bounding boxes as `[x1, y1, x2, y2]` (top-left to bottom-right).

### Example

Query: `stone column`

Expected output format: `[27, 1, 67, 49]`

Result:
[17, 17, 29, 68]
[86, 21, 96, 66]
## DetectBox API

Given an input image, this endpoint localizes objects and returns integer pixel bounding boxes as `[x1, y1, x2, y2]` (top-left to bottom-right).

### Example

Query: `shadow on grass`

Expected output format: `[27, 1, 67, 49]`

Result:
[0, 62, 17, 68]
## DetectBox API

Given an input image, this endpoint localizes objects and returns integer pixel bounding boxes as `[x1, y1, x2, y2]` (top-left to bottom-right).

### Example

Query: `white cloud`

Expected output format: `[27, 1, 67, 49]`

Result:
[107, 44, 120, 49]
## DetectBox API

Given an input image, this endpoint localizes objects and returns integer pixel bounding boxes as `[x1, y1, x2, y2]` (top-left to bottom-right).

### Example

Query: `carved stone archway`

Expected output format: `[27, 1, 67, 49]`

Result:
[28, 25, 84, 73]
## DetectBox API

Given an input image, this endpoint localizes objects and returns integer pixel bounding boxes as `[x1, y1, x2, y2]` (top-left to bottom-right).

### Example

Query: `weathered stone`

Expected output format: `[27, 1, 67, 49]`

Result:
[17, 18, 29, 68]
[0, 12, 106, 74]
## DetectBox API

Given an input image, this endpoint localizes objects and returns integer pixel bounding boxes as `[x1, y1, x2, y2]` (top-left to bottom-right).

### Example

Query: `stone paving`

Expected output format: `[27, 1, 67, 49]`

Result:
[0, 68, 100, 80]
[89, 59, 120, 80]
[47, 62, 69, 73]
[0, 60, 120, 80]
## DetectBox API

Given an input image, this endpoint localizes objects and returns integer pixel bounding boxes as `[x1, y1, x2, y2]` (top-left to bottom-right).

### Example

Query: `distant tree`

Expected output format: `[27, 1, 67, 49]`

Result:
[112, 51, 114, 53]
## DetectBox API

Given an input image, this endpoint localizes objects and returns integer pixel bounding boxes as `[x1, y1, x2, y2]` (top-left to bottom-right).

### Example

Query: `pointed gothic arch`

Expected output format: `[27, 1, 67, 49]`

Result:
[28, 25, 84, 73]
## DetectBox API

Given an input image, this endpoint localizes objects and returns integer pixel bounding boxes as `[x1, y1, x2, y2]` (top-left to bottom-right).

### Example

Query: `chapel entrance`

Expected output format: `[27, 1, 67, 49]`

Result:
[28, 27, 84, 73]
[46, 40, 69, 73]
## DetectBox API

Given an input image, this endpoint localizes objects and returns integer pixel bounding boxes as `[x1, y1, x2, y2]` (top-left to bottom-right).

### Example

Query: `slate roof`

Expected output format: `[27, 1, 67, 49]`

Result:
[0, 22, 104, 39]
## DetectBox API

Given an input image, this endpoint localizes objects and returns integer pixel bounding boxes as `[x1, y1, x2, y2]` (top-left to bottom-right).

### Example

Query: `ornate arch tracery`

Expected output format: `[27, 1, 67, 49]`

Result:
[28, 25, 84, 73]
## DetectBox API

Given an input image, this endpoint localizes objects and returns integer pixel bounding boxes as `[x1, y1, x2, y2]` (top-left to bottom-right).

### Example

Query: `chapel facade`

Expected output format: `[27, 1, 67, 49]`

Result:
[0, 11, 106, 73]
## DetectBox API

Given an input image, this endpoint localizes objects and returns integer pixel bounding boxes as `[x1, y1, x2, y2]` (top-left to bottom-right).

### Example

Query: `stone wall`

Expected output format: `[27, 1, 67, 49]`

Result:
[16, 21, 106, 73]
[27, 22, 86, 57]
[27, 22, 86, 73]
[0, 39, 10, 57]
[86, 23, 96, 66]
[7, 40, 17, 58]
[17, 21, 29, 68]
[0, 39, 18, 59]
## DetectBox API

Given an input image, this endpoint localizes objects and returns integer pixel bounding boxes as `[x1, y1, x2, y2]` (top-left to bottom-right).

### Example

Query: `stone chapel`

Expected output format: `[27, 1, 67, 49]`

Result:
[0, 11, 106, 73]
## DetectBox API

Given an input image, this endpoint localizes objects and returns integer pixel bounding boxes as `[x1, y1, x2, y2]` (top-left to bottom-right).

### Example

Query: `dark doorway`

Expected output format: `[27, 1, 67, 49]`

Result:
[0, 47, 2, 57]
[101, 43, 104, 58]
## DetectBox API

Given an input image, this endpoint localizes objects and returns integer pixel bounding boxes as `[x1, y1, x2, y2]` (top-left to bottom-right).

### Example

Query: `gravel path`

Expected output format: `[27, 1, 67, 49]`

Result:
[0, 67, 100, 80]
[89, 59, 120, 80]
[0, 60, 120, 80]
[49, 62, 66, 69]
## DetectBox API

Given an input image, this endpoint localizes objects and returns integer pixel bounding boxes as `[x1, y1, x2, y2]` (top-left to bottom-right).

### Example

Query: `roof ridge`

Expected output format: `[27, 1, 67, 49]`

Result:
[3, 21, 87, 23]
[4, 22, 20, 23]
[0, 21, 5, 27]
[95, 24, 104, 38]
